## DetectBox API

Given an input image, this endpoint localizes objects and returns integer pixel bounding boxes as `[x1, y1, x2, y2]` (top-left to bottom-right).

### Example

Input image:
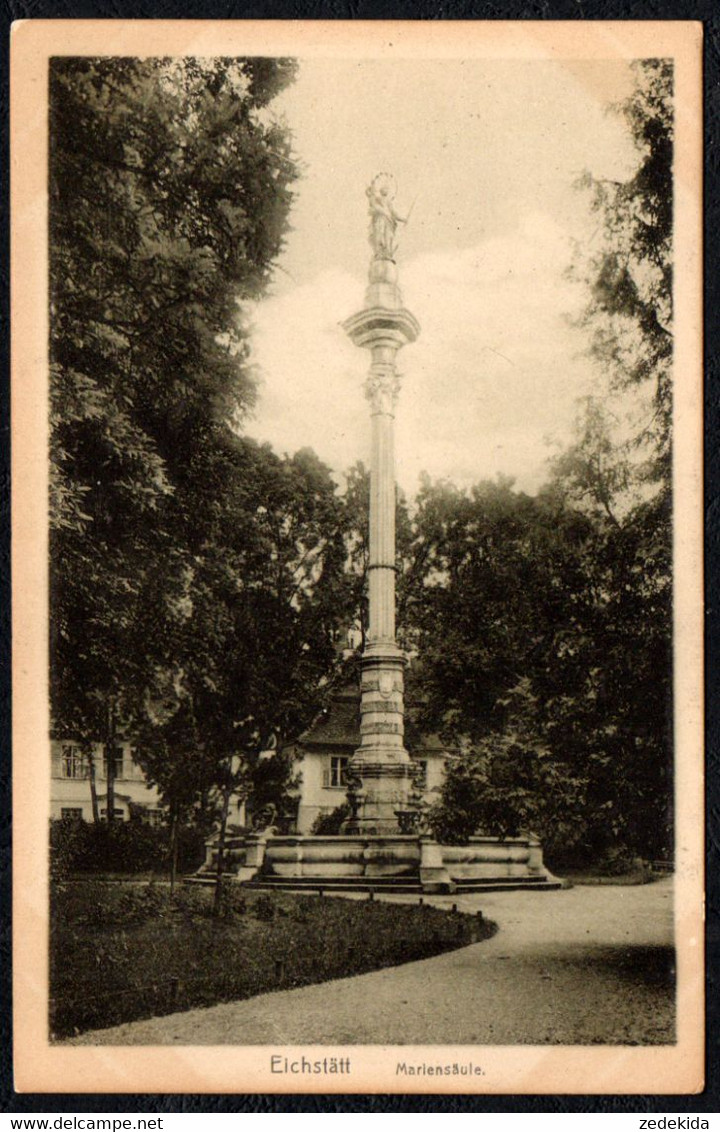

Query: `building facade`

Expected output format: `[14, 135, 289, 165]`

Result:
[292, 686, 448, 834]
[50, 739, 163, 822]
[51, 687, 449, 833]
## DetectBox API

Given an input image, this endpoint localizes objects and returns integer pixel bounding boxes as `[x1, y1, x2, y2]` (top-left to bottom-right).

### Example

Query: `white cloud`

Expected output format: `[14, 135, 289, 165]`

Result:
[247, 213, 597, 496]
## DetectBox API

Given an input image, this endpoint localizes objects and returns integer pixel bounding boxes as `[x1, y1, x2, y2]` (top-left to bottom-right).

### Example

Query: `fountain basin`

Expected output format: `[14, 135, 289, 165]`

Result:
[194, 831, 563, 893]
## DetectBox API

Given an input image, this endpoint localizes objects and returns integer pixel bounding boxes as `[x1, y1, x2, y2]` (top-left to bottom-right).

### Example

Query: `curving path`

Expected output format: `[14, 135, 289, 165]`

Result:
[67, 879, 675, 1047]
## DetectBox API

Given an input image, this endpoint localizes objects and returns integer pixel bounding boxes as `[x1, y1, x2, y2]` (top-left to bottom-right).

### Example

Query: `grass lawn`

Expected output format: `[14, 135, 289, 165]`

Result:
[50, 880, 494, 1039]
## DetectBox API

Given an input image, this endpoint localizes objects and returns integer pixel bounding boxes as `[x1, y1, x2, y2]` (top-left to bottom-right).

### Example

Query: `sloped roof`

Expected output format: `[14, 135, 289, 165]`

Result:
[298, 686, 449, 756]
[298, 689, 360, 749]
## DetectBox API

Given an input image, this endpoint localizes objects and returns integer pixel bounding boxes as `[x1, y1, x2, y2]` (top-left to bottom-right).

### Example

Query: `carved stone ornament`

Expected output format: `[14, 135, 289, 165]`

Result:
[365, 363, 401, 413]
[252, 803, 277, 832]
[378, 671, 394, 699]
[394, 805, 429, 834]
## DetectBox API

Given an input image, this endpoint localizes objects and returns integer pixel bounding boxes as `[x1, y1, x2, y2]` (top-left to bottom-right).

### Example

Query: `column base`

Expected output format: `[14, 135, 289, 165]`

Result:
[344, 755, 414, 835]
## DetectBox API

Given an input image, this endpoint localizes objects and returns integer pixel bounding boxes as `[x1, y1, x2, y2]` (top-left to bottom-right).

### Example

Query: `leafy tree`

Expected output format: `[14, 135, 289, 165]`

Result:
[556, 57, 674, 858]
[406, 478, 590, 848]
[405, 469, 672, 862]
[49, 56, 300, 821]
[572, 58, 673, 479]
[407, 477, 570, 740]
[427, 679, 587, 849]
[133, 437, 351, 893]
[548, 397, 635, 527]
[175, 443, 349, 780]
[417, 61, 675, 863]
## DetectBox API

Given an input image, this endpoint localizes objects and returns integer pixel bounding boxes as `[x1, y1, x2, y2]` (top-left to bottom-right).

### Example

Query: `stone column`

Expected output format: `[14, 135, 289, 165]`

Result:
[343, 256, 419, 833]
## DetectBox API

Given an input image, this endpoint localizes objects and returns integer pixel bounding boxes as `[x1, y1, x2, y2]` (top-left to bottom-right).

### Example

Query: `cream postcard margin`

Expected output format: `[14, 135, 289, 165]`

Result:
[11, 19, 704, 1095]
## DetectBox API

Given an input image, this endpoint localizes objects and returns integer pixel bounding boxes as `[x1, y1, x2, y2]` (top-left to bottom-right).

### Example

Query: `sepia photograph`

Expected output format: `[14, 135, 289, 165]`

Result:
[11, 20, 703, 1095]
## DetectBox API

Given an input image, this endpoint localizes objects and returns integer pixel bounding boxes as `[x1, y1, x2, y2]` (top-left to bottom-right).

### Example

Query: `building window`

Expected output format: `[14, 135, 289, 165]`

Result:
[100, 807, 125, 821]
[60, 808, 83, 821]
[102, 747, 124, 781]
[145, 810, 164, 827]
[61, 746, 87, 779]
[129, 748, 146, 781]
[323, 756, 350, 788]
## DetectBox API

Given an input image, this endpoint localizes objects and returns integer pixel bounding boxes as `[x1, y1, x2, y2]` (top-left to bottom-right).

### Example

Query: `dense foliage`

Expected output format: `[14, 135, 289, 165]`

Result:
[572, 59, 673, 477]
[408, 474, 671, 861]
[50, 817, 206, 877]
[310, 803, 351, 835]
[49, 57, 351, 833]
[419, 61, 674, 863]
[49, 57, 674, 871]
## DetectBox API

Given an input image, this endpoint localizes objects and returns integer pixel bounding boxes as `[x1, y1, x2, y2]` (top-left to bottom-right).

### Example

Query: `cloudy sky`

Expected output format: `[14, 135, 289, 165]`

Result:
[245, 57, 638, 495]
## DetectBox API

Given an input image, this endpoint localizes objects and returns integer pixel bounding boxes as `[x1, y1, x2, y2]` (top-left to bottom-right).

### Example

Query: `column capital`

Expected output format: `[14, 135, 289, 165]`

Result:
[342, 306, 420, 353]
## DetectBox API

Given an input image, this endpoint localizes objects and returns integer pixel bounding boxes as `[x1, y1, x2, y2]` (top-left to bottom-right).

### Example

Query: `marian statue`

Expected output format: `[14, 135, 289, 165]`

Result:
[367, 173, 407, 260]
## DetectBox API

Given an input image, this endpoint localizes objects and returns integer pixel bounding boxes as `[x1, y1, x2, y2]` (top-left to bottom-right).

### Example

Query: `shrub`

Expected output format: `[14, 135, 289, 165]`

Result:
[110, 883, 173, 924]
[215, 883, 248, 920]
[598, 847, 639, 877]
[49, 819, 206, 876]
[311, 804, 350, 835]
[426, 744, 539, 845]
[171, 884, 212, 919]
[253, 893, 276, 921]
[50, 819, 92, 879]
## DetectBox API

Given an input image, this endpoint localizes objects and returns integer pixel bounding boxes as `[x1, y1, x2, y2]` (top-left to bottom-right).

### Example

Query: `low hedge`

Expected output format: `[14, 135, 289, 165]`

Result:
[50, 819, 206, 877]
[50, 880, 495, 1038]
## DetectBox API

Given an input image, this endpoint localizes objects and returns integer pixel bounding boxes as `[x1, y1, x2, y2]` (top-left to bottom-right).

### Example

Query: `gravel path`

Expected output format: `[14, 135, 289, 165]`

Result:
[67, 879, 675, 1047]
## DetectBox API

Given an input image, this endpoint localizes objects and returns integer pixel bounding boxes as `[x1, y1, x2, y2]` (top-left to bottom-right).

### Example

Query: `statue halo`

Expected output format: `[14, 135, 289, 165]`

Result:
[370, 172, 397, 199]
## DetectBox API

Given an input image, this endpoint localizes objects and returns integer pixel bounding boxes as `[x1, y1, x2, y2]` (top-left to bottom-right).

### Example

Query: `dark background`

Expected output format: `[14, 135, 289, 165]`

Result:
[1, 0, 717, 1115]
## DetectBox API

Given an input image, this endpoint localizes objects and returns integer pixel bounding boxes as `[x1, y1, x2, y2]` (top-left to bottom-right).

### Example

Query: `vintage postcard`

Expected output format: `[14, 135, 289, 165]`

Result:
[11, 19, 703, 1095]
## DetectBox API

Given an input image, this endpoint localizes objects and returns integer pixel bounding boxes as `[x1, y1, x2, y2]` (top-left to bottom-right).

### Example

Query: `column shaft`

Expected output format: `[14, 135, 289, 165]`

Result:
[368, 406, 396, 643]
[342, 257, 419, 834]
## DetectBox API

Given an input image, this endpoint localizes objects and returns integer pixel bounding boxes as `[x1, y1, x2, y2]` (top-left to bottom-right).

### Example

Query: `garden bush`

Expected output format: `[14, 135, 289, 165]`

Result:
[253, 893, 276, 921]
[50, 819, 206, 877]
[214, 882, 247, 920]
[311, 804, 350, 835]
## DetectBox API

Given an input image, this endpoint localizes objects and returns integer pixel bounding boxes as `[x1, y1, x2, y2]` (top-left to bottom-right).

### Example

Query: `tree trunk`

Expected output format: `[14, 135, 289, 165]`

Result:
[105, 695, 116, 824]
[169, 801, 179, 895]
[88, 750, 100, 824]
[212, 788, 231, 917]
